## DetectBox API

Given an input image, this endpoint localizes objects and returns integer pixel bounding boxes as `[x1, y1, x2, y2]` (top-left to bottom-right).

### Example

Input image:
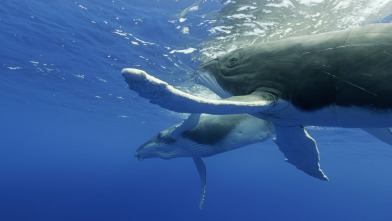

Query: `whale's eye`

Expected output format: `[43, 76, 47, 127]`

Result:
[227, 57, 238, 67]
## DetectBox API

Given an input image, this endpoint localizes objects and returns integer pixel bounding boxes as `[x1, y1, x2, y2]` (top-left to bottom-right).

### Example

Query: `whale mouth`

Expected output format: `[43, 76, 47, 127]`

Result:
[196, 59, 231, 98]
[134, 134, 177, 160]
[134, 151, 144, 161]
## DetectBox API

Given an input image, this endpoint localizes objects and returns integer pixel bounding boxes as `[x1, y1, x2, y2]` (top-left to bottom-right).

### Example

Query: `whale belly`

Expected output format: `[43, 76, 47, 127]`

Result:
[257, 100, 392, 128]
[333, 106, 392, 128]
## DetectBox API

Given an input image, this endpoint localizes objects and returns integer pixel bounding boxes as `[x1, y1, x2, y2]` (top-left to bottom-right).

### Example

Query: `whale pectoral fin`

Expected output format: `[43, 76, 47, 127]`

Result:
[122, 68, 275, 114]
[170, 114, 201, 138]
[273, 125, 328, 181]
[362, 128, 392, 146]
[193, 157, 206, 210]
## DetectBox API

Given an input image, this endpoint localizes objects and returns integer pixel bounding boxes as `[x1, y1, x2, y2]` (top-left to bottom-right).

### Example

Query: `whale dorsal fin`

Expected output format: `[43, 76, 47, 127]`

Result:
[273, 125, 329, 181]
[193, 157, 206, 210]
[362, 128, 392, 146]
[122, 68, 276, 115]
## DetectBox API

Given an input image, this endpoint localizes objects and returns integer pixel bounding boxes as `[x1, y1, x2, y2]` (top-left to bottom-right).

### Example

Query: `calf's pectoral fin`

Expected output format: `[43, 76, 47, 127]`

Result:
[193, 157, 206, 210]
[170, 114, 201, 138]
[362, 128, 392, 146]
[122, 68, 276, 114]
[273, 125, 329, 181]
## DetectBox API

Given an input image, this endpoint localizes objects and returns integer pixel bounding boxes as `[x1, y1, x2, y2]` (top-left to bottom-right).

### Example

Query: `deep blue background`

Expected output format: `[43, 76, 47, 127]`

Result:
[1, 1, 392, 220]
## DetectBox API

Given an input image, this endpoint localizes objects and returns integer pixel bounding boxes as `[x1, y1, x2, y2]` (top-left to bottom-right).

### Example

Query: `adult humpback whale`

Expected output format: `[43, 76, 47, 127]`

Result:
[122, 23, 392, 180]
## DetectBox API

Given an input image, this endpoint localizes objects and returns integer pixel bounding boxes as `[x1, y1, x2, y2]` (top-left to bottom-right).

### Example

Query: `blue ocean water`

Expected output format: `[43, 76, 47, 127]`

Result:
[1, 1, 392, 220]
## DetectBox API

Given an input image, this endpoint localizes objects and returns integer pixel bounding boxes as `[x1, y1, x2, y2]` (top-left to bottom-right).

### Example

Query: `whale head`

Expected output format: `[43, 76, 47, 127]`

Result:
[135, 114, 206, 160]
[135, 124, 182, 160]
[197, 45, 290, 100]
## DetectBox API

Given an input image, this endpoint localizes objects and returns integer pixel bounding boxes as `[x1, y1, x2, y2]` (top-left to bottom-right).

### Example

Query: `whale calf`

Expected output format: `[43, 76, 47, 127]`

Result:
[136, 113, 274, 209]
[123, 23, 392, 181]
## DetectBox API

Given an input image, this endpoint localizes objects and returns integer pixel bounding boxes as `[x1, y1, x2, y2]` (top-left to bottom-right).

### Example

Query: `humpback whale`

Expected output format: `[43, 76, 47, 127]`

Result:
[123, 23, 392, 181]
[136, 113, 274, 209]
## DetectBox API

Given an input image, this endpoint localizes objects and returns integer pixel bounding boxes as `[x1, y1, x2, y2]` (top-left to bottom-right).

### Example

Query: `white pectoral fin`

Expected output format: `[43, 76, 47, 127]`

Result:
[193, 157, 206, 210]
[122, 68, 275, 114]
[170, 114, 201, 138]
[273, 125, 329, 181]
[362, 128, 392, 146]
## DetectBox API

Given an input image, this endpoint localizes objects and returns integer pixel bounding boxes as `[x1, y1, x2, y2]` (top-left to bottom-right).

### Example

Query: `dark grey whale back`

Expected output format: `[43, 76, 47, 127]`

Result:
[200, 23, 392, 111]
